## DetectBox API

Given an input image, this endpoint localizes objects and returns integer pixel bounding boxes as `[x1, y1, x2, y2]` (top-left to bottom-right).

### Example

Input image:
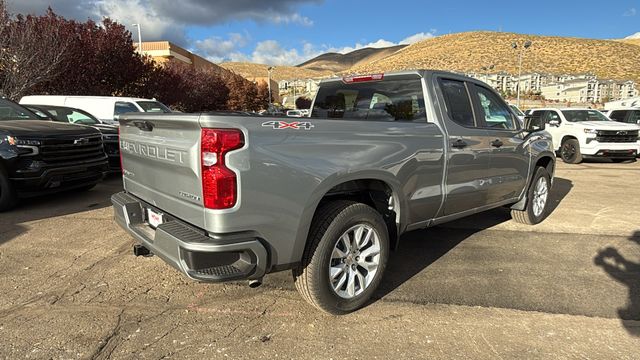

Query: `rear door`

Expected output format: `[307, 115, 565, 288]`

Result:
[119, 113, 206, 227]
[436, 77, 492, 215]
[469, 83, 529, 204]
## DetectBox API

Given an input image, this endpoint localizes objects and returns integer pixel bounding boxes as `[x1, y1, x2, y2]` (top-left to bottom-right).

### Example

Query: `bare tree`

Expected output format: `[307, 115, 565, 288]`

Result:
[0, 5, 70, 100]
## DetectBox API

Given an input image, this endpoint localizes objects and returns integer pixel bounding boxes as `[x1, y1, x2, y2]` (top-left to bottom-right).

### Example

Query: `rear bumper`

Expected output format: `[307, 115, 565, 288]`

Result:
[111, 191, 268, 282]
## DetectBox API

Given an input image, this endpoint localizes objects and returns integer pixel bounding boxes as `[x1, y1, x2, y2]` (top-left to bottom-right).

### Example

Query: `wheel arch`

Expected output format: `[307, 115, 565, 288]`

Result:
[511, 154, 555, 211]
[291, 172, 407, 265]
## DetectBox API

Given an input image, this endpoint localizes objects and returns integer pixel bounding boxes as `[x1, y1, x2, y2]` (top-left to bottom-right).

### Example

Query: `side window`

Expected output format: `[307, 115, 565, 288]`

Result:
[114, 102, 140, 116]
[543, 111, 561, 123]
[439, 79, 475, 127]
[473, 85, 517, 130]
[608, 111, 626, 122]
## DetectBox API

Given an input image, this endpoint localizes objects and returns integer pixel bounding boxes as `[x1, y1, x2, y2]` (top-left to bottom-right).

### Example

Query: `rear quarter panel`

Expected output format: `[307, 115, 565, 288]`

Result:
[198, 115, 445, 267]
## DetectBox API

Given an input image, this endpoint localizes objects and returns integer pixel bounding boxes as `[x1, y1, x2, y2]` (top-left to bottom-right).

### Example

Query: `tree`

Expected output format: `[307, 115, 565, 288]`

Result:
[255, 81, 271, 110]
[0, 4, 70, 100]
[295, 96, 312, 110]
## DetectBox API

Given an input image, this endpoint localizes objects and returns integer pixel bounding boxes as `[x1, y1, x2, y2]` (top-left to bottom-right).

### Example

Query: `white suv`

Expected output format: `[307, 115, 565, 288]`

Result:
[529, 108, 640, 163]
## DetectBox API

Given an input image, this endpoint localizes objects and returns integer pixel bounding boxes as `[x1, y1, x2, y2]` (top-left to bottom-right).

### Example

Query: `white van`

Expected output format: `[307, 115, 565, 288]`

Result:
[19, 96, 171, 125]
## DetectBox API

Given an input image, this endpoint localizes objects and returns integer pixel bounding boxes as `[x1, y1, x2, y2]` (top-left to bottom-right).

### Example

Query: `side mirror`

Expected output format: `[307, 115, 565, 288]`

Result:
[548, 119, 560, 127]
[524, 115, 545, 132]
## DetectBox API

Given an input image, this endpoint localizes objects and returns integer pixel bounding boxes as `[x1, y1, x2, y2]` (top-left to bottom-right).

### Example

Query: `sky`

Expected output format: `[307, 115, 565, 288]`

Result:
[6, 0, 640, 66]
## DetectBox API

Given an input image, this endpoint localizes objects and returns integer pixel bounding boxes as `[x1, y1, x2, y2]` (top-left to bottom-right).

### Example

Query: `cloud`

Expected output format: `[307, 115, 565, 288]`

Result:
[6, 0, 320, 43]
[331, 30, 437, 54]
[194, 33, 251, 63]
[623, 7, 636, 16]
[236, 31, 439, 66]
[626, 32, 640, 39]
[400, 31, 437, 44]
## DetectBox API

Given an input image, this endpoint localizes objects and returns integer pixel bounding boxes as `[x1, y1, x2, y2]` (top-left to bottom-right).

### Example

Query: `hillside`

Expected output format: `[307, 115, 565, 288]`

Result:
[348, 32, 640, 83]
[620, 38, 640, 47]
[297, 45, 406, 72]
[219, 62, 332, 80]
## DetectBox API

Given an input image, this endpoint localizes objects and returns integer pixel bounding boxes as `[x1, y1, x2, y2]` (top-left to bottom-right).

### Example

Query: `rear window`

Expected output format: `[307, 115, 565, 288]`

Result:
[136, 101, 171, 113]
[311, 79, 426, 121]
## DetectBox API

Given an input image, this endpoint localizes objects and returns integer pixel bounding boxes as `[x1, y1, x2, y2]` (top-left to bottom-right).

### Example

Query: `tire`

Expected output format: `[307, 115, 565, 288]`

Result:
[511, 167, 551, 225]
[0, 166, 18, 212]
[293, 200, 389, 315]
[560, 138, 582, 164]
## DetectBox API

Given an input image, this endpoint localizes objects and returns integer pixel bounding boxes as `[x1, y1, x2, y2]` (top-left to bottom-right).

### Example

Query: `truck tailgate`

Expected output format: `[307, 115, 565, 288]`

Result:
[119, 114, 205, 227]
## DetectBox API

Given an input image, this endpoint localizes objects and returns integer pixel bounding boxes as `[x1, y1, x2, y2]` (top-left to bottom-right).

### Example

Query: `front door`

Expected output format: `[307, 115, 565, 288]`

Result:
[469, 84, 529, 204]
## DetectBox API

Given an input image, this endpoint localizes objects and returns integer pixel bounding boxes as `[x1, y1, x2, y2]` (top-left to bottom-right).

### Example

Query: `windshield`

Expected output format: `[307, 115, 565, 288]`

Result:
[561, 109, 611, 122]
[43, 107, 101, 125]
[509, 105, 524, 116]
[0, 100, 40, 121]
[136, 101, 171, 113]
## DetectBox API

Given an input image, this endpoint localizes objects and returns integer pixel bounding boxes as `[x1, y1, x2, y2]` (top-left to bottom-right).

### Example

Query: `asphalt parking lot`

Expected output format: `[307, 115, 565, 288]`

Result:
[1, 160, 639, 359]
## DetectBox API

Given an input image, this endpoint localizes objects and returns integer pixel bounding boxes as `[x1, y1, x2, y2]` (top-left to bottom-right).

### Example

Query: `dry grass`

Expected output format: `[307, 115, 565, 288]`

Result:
[348, 31, 640, 83]
[619, 38, 640, 47]
[219, 62, 332, 80]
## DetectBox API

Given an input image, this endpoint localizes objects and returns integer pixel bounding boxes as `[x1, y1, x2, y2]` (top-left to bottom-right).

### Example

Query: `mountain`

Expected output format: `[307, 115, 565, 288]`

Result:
[348, 31, 640, 83]
[625, 32, 640, 39]
[297, 45, 406, 72]
[219, 62, 332, 81]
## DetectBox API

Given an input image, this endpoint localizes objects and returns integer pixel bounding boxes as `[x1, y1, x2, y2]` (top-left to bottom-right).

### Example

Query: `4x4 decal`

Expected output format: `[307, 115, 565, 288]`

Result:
[262, 121, 315, 130]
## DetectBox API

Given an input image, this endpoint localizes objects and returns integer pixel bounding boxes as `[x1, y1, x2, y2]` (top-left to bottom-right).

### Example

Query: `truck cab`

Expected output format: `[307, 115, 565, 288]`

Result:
[603, 108, 640, 126]
[529, 108, 640, 163]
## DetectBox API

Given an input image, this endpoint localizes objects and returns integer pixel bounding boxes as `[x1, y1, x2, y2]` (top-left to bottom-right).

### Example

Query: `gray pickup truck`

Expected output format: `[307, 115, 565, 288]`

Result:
[112, 70, 555, 314]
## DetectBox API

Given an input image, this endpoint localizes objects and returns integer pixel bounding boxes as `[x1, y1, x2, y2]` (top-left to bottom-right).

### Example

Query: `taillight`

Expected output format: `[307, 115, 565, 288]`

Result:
[201, 128, 244, 209]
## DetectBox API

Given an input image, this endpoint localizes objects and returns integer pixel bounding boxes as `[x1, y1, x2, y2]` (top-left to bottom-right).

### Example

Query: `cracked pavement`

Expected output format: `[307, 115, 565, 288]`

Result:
[1, 161, 639, 359]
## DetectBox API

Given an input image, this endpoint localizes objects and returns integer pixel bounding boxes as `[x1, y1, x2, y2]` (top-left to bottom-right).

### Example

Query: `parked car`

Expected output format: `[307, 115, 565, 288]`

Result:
[602, 108, 640, 125]
[508, 104, 525, 124]
[528, 108, 640, 163]
[20, 96, 171, 125]
[112, 70, 555, 314]
[0, 98, 109, 211]
[24, 104, 120, 171]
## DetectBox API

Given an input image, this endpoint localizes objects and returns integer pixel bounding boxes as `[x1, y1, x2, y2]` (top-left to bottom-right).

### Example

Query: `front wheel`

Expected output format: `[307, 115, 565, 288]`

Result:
[560, 138, 582, 164]
[293, 201, 389, 315]
[511, 167, 552, 225]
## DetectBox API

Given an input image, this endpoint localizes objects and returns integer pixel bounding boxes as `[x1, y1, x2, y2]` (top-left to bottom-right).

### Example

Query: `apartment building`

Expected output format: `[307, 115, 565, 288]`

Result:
[541, 78, 638, 103]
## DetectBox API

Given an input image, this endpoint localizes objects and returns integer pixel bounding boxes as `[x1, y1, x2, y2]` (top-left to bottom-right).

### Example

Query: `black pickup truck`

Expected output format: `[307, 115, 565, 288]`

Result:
[0, 98, 109, 211]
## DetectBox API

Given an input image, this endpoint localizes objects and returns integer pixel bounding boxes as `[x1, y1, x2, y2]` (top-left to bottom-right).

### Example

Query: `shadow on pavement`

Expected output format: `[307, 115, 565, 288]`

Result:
[0, 175, 123, 246]
[594, 231, 640, 337]
[371, 176, 573, 303]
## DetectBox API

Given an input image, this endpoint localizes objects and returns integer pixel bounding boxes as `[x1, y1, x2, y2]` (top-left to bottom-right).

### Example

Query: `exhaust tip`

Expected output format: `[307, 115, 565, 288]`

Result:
[248, 279, 262, 288]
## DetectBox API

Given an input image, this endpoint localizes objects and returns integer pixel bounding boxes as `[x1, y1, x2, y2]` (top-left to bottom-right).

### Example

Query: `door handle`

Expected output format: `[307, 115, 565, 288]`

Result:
[491, 139, 504, 148]
[451, 139, 468, 149]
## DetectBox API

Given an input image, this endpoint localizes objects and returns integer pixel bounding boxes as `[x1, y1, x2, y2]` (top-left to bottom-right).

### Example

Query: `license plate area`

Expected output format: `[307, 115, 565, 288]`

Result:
[146, 208, 164, 229]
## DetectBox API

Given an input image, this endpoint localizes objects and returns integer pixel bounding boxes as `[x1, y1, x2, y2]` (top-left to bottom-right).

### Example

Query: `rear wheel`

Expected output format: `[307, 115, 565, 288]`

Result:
[0, 166, 17, 212]
[560, 138, 582, 164]
[511, 167, 551, 225]
[293, 200, 389, 315]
